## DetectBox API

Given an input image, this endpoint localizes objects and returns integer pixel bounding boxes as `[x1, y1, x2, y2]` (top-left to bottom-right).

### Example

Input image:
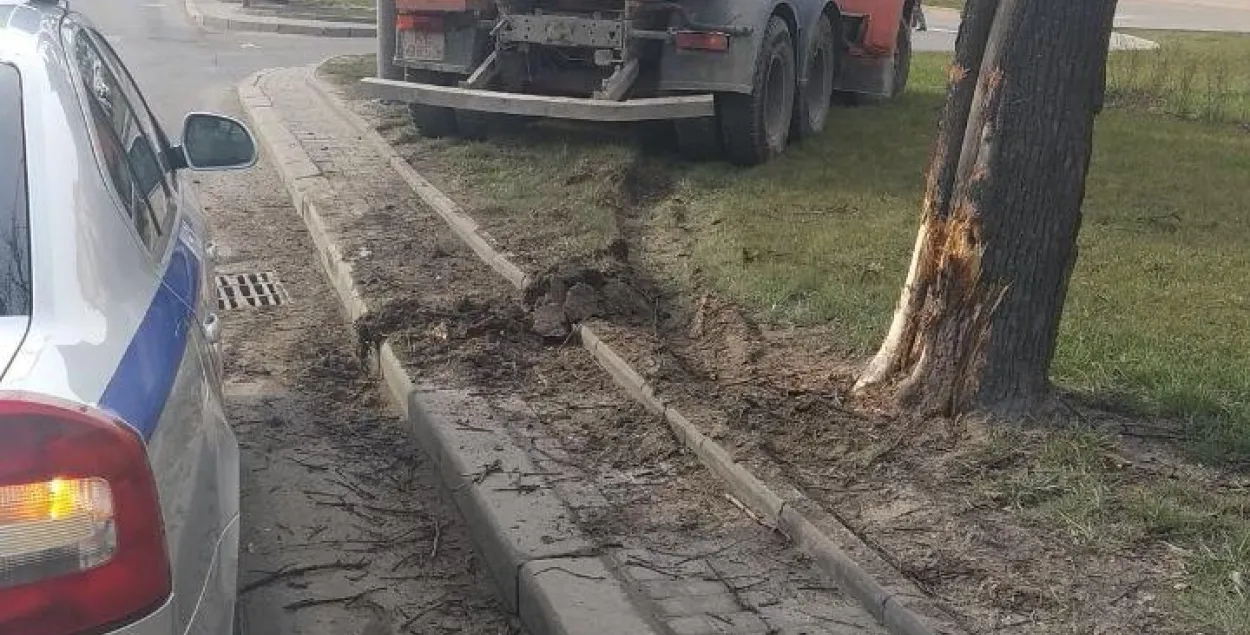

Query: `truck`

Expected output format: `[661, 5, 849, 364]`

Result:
[363, 0, 920, 165]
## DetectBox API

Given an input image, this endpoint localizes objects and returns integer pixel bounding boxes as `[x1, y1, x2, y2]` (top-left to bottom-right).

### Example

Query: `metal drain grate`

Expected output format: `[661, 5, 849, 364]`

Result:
[216, 271, 288, 310]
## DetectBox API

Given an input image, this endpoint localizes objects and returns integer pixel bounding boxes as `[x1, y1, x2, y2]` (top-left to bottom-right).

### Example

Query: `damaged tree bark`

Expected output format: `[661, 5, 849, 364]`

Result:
[856, 0, 1119, 416]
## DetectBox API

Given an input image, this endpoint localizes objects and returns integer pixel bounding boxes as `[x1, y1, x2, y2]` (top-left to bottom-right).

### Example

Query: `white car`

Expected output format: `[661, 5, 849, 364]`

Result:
[1, 1, 254, 633]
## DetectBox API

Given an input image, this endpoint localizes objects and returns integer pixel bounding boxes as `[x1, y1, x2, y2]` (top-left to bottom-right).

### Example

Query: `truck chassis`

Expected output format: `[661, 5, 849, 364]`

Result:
[364, 0, 919, 164]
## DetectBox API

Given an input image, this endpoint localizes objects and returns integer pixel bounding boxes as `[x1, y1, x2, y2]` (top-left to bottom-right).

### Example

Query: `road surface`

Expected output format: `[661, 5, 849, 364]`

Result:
[917, 0, 1250, 52]
[77, 0, 372, 129]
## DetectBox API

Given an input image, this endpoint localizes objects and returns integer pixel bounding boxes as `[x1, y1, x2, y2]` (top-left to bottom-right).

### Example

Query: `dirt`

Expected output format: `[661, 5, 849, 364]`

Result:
[195, 134, 518, 635]
[322, 94, 1250, 635]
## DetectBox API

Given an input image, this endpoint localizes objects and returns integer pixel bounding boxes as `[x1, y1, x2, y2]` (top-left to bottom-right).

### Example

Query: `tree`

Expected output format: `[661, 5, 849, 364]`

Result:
[855, 0, 1120, 416]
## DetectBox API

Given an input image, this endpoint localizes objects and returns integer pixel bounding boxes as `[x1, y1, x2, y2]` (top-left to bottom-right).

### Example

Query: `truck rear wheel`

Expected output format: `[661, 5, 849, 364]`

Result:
[792, 14, 837, 139]
[889, 18, 912, 98]
[406, 71, 458, 138]
[719, 16, 796, 166]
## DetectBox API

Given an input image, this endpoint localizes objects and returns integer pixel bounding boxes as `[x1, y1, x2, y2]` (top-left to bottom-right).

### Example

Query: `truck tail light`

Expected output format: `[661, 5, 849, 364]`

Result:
[397, 13, 443, 32]
[0, 393, 170, 635]
[675, 30, 730, 52]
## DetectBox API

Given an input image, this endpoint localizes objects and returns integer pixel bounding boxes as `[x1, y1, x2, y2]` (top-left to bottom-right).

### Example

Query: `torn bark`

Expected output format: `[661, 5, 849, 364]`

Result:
[857, 0, 1119, 417]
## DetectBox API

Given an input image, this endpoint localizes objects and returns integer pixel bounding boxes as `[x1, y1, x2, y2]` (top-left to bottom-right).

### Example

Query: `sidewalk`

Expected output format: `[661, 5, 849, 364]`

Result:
[239, 66, 900, 635]
[916, 7, 1160, 53]
[186, 0, 376, 37]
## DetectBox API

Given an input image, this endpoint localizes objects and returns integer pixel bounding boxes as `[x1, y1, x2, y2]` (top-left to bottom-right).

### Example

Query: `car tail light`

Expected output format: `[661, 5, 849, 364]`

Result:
[675, 30, 731, 52]
[397, 13, 443, 32]
[0, 393, 170, 635]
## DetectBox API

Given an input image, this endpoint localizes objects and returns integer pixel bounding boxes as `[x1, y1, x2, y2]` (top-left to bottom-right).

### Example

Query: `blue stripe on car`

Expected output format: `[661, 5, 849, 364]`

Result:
[99, 238, 201, 440]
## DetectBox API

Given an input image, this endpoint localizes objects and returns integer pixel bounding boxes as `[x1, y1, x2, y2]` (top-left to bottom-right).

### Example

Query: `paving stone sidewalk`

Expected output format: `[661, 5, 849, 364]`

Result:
[250, 65, 889, 635]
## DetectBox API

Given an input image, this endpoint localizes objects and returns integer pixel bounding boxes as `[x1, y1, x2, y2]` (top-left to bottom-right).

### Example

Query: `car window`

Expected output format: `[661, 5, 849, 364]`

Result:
[66, 26, 171, 252]
[88, 31, 176, 182]
[0, 64, 31, 316]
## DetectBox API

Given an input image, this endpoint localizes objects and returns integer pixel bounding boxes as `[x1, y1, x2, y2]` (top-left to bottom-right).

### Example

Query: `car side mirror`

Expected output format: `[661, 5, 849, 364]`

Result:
[180, 113, 257, 171]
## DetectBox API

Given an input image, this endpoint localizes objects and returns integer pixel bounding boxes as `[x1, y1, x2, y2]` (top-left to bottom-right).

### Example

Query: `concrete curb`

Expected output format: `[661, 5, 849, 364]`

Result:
[238, 69, 660, 635]
[303, 64, 964, 635]
[186, 0, 376, 37]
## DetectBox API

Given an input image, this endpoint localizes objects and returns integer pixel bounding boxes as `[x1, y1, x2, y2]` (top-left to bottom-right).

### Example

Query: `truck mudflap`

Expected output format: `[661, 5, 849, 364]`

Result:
[360, 77, 716, 122]
[836, 52, 893, 96]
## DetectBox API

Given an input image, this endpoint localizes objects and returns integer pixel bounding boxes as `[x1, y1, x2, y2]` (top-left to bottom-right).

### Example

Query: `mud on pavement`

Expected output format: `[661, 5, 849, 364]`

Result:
[194, 121, 518, 634]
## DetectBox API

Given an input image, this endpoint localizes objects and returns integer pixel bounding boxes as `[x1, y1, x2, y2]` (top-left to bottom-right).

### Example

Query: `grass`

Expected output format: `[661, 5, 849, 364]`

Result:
[979, 427, 1250, 635]
[224, 0, 375, 17]
[1108, 31, 1250, 123]
[320, 55, 377, 86]
[293, 0, 375, 11]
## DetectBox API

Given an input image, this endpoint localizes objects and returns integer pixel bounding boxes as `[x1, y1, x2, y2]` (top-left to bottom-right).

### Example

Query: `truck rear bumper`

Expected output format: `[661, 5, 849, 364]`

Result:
[361, 77, 715, 122]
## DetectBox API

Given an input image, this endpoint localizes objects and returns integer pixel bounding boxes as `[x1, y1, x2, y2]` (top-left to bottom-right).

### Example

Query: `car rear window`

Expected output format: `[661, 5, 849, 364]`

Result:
[0, 63, 31, 316]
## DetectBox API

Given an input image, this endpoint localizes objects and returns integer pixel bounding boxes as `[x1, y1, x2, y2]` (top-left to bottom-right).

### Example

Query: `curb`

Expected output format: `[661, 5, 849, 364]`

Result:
[238, 69, 660, 635]
[303, 64, 964, 635]
[186, 0, 376, 37]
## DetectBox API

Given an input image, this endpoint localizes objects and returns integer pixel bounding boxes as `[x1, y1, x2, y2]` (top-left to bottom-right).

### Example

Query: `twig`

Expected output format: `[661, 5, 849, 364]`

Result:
[283, 586, 385, 611]
[652, 538, 749, 567]
[392, 551, 423, 572]
[529, 565, 606, 581]
[359, 503, 432, 516]
[242, 560, 369, 593]
[290, 457, 329, 471]
[723, 493, 776, 530]
[400, 595, 448, 631]
[429, 520, 443, 559]
[330, 477, 378, 501]
[492, 485, 546, 493]
[623, 557, 677, 579]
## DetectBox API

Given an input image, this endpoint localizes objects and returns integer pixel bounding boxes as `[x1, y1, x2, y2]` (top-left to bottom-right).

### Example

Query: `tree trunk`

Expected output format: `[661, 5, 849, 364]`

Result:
[856, 0, 1119, 417]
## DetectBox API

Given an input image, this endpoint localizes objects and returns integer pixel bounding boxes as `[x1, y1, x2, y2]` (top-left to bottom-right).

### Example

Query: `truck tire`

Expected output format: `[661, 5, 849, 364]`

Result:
[888, 18, 912, 98]
[406, 71, 458, 138]
[675, 117, 722, 160]
[719, 16, 796, 166]
[792, 14, 837, 139]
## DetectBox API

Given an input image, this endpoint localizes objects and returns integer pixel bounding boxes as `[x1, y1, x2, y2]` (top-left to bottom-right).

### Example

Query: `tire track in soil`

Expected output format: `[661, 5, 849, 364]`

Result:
[193, 112, 520, 635]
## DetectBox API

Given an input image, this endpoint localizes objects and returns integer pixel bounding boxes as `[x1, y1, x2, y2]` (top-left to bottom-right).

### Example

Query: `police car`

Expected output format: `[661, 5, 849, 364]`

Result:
[1, 1, 253, 633]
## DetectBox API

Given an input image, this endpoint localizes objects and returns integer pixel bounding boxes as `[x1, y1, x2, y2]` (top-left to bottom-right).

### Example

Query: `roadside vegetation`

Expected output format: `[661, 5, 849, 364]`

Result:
[922, 0, 964, 10]
[222, 0, 375, 19]
[323, 30, 1250, 634]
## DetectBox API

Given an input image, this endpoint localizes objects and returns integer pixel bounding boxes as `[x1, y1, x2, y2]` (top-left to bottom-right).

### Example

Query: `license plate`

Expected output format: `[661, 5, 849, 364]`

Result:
[399, 29, 445, 62]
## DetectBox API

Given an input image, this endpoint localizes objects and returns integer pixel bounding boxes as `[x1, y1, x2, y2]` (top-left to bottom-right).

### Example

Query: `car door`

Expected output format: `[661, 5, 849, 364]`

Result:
[65, 22, 238, 633]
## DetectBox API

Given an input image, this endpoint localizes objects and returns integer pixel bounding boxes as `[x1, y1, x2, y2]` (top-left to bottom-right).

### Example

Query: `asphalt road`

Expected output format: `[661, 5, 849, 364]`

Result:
[77, 0, 371, 131]
[917, 0, 1250, 52]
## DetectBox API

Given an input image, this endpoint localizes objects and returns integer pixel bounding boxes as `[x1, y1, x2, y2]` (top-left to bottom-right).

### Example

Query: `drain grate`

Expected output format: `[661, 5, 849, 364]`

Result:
[216, 271, 289, 310]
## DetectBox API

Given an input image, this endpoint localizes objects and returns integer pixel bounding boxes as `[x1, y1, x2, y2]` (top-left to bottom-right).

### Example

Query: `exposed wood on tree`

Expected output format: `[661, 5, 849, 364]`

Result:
[856, 0, 1119, 417]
